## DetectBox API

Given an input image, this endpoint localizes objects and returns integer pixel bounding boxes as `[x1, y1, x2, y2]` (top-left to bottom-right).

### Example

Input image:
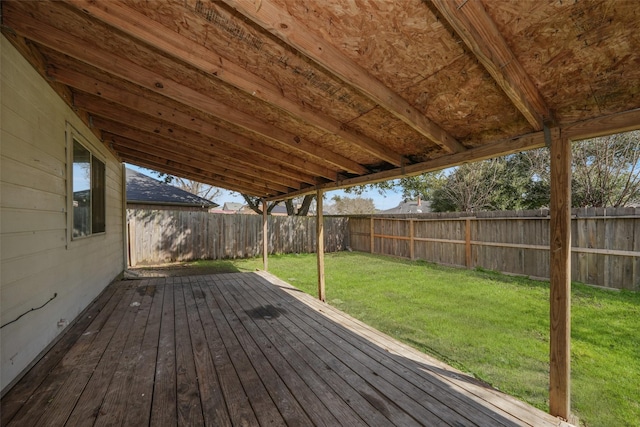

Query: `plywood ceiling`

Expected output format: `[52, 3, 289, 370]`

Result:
[2, 0, 640, 199]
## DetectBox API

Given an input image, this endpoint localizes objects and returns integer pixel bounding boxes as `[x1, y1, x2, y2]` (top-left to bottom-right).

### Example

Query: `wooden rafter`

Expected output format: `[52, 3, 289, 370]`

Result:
[47, 65, 322, 185]
[119, 146, 278, 195]
[221, 0, 467, 154]
[266, 107, 640, 201]
[562, 107, 640, 141]
[63, 0, 405, 168]
[95, 118, 316, 187]
[107, 134, 293, 194]
[73, 92, 334, 183]
[3, 3, 367, 175]
[267, 131, 548, 201]
[431, 0, 550, 130]
[92, 117, 321, 187]
[104, 132, 301, 192]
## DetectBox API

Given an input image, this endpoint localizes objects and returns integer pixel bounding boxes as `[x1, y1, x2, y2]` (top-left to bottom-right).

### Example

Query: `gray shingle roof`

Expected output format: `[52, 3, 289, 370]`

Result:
[126, 168, 218, 208]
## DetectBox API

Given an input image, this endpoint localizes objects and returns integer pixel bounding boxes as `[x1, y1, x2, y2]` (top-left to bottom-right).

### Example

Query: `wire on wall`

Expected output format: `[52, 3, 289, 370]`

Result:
[0, 294, 58, 329]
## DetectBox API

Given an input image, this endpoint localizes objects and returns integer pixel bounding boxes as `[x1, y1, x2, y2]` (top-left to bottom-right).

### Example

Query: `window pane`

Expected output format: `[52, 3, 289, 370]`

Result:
[72, 140, 91, 238]
[92, 157, 106, 233]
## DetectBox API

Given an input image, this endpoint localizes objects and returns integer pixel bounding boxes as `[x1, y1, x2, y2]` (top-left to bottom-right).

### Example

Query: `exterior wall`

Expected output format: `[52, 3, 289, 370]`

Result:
[1, 35, 125, 393]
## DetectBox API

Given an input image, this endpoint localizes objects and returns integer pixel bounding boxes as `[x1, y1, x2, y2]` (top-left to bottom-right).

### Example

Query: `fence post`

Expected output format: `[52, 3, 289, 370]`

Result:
[317, 190, 325, 302]
[262, 199, 268, 271]
[370, 216, 375, 254]
[409, 219, 415, 260]
[465, 218, 472, 268]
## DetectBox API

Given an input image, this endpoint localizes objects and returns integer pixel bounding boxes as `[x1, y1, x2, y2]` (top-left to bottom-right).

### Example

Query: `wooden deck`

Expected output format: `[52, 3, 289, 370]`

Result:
[1, 272, 571, 426]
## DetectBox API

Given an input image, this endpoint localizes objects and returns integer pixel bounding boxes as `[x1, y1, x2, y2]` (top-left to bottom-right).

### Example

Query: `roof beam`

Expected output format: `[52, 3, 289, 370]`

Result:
[104, 132, 301, 191]
[3, 3, 367, 175]
[63, 0, 405, 167]
[266, 107, 640, 201]
[115, 146, 281, 196]
[72, 91, 334, 183]
[47, 65, 321, 184]
[220, 0, 466, 154]
[431, 0, 550, 130]
[94, 118, 319, 188]
[561, 107, 640, 141]
[266, 130, 548, 201]
[106, 133, 294, 194]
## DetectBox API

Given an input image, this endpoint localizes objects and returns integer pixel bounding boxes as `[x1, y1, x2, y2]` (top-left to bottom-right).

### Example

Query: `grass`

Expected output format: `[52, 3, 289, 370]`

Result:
[191, 252, 640, 427]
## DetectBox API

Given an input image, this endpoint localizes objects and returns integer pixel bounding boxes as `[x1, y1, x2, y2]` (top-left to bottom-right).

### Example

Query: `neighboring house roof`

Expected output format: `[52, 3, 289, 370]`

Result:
[222, 202, 244, 211]
[126, 168, 218, 208]
[381, 198, 430, 215]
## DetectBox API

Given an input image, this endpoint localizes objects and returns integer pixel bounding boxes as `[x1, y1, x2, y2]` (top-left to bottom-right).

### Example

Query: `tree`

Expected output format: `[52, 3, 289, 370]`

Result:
[430, 159, 505, 212]
[241, 194, 316, 216]
[150, 171, 222, 202]
[170, 177, 222, 201]
[343, 130, 640, 211]
[572, 131, 640, 207]
[328, 195, 376, 215]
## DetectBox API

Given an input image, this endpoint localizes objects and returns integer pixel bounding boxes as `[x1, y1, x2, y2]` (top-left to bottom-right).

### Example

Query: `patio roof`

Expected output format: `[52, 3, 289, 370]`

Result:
[0, 272, 573, 427]
[2, 1, 639, 421]
[1, 0, 639, 199]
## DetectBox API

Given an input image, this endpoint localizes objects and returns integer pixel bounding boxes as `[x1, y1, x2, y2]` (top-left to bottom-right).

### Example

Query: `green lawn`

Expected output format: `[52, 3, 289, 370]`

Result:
[192, 252, 640, 427]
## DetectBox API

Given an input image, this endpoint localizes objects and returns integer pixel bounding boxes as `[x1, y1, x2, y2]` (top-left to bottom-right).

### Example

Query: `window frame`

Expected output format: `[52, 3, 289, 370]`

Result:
[66, 124, 107, 243]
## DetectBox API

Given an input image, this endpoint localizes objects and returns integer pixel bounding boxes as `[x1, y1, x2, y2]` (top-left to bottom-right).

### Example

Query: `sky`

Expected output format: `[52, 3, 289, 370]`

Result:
[125, 164, 405, 211]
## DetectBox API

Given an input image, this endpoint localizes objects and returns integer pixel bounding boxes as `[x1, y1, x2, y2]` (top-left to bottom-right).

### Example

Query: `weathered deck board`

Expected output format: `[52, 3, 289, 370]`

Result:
[1, 281, 127, 426]
[1, 272, 572, 427]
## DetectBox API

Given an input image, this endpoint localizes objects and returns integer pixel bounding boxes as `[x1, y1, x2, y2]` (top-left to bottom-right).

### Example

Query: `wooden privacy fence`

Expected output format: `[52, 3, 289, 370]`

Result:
[127, 210, 348, 266]
[349, 208, 640, 291]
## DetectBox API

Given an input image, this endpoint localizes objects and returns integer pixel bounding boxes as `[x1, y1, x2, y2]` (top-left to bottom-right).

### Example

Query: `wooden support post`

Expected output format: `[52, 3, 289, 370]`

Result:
[262, 199, 268, 271]
[409, 219, 415, 260]
[316, 190, 325, 302]
[549, 130, 572, 420]
[370, 217, 375, 254]
[465, 218, 472, 269]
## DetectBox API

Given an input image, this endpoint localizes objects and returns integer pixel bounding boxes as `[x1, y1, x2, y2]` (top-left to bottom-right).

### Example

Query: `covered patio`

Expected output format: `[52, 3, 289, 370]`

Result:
[2, 0, 640, 423]
[1, 272, 570, 426]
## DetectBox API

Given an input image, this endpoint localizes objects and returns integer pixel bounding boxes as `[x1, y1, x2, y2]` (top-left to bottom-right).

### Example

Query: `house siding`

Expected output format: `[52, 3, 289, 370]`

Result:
[1, 35, 125, 393]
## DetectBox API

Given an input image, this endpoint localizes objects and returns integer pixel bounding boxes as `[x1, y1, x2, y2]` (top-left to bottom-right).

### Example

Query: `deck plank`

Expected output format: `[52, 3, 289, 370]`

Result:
[221, 274, 378, 427]
[235, 273, 421, 427]
[173, 278, 205, 426]
[1, 272, 573, 427]
[4, 282, 130, 427]
[93, 279, 155, 426]
[191, 278, 259, 426]
[249, 274, 501, 426]
[255, 271, 566, 427]
[150, 277, 177, 427]
[122, 280, 165, 426]
[199, 277, 287, 426]
[216, 275, 346, 426]
[182, 278, 232, 426]
[207, 278, 313, 425]
[43, 283, 139, 427]
[0, 280, 120, 425]
[238, 273, 433, 426]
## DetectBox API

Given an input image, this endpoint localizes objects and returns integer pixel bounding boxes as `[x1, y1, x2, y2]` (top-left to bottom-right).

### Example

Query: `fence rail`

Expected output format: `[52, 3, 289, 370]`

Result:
[127, 210, 348, 266]
[349, 208, 640, 291]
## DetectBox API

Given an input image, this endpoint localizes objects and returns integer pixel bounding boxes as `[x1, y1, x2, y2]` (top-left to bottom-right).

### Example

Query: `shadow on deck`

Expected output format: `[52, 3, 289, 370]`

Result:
[1, 272, 571, 426]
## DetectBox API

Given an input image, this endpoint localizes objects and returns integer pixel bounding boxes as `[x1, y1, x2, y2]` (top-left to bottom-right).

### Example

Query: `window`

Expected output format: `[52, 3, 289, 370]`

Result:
[72, 138, 106, 238]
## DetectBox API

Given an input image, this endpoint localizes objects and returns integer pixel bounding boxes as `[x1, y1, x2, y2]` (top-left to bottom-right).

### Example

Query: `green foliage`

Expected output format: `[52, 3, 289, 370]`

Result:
[572, 131, 640, 207]
[193, 253, 640, 426]
[328, 195, 376, 214]
[346, 131, 640, 211]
